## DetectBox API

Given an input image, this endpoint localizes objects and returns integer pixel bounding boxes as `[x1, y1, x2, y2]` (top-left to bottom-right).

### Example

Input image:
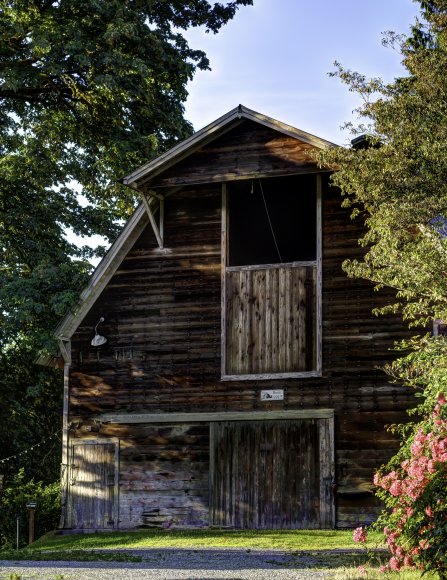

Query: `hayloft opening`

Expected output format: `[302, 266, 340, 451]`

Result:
[222, 173, 321, 380]
[228, 174, 317, 267]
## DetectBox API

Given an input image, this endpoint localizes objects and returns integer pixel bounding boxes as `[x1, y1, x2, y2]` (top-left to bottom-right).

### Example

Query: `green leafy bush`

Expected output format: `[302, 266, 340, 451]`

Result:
[0, 469, 60, 548]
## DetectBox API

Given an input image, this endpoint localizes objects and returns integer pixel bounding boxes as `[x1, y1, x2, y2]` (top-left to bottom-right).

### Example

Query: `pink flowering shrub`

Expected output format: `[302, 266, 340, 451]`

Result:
[353, 526, 368, 544]
[372, 387, 447, 577]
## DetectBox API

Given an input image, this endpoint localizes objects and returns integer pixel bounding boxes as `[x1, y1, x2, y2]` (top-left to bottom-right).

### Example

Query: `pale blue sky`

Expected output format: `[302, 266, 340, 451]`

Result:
[71, 1, 422, 254]
[184, 0, 420, 144]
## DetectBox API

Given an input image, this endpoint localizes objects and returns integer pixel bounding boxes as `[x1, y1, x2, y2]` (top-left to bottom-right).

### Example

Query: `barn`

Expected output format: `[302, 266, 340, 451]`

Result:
[47, 105, 414, 531]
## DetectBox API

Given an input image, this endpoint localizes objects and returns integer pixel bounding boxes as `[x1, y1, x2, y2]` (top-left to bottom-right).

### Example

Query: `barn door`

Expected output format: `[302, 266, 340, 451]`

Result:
[210, 419, 334, 529]
[68, 441, 118, 529]
[222, 175, 322, 380]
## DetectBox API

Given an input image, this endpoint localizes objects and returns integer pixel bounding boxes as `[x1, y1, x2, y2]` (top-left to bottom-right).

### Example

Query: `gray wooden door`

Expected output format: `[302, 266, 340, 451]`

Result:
[68, 442, 118, 529]
[225, 265, 317, 375]
[210, 419, 334, 529]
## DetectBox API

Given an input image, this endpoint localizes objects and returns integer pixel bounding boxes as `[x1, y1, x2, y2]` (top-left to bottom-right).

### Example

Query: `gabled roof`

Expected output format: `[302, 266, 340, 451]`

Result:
[43, 105, 335, 359]
[123, 104, 335, 188]
[37, 204, 149, 361]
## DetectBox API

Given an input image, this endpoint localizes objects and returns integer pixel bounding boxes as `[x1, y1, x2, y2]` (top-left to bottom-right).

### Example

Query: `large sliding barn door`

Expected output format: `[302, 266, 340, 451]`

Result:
[68, 441, 119, 530]
[210, 419, 333, 529]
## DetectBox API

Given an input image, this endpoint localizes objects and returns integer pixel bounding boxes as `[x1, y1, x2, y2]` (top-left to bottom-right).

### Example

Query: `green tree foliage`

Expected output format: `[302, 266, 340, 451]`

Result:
[317, 1, 447, 575]
[319, 14, 447, 325]
[0, 469, 60, 548]
[0, 0, 252, 489]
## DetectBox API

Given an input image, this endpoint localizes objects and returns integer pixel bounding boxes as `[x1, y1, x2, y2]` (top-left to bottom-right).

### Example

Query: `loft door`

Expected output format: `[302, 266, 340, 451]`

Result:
[222, 174, 321, 380]
[225, 264, 316, 374]
[68, 441, 118, 529]
[210, 419, 334, 529]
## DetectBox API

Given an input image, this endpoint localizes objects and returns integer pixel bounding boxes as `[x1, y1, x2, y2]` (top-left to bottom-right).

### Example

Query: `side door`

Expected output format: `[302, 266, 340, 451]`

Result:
[68, 440, 119, 530]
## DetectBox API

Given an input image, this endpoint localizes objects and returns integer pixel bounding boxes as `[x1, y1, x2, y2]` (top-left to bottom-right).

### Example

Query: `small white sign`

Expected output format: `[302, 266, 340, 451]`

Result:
[260, 389, 284, 401]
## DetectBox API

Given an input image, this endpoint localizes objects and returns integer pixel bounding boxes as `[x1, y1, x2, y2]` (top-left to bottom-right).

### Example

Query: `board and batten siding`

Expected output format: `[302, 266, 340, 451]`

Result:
[67, 440, 119, 530]
[210, 418, 334, 529]
[67, 176, 415, 529]
[225, 264, 316, 375]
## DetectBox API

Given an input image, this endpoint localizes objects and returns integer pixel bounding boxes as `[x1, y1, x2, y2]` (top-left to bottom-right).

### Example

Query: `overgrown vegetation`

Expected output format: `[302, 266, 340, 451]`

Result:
[318, 0, 447, 576]
[0, 470, 60, 549]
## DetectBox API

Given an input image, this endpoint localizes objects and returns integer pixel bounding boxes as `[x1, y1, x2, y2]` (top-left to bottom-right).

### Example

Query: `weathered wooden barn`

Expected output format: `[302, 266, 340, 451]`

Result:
[48, 105, 415, 531]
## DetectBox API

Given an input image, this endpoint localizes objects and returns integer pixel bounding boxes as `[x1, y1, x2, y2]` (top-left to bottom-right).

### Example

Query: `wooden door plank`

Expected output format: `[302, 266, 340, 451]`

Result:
[69, 441, 118, 530]
[210, 418, 333, 530]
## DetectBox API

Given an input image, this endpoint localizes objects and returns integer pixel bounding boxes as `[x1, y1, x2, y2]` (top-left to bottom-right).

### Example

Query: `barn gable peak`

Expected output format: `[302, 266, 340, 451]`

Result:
[122, 104, 335, 190]
[42, 106, 335, 358]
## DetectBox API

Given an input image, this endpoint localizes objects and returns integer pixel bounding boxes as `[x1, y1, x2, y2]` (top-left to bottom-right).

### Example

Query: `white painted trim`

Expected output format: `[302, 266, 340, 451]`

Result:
[220, 183, 228, 378]
[99, 409, 335, 424]
[142, 194, 163, 249]
[222, 371, 322, 381]
[59, 351, 71, 529]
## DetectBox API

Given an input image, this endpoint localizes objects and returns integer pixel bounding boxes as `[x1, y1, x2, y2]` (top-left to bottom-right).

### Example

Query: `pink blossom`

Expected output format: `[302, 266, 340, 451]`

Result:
[389, 557, 401, 571]
[373, 405, 447, 575]
[389, 480, 403, 496]
[357, 565, 368, 575]
[419, 539, 430, 550]
[404, 555, 414, 567]
[353, 526, 368, 544]
[427, 459, 436, 473]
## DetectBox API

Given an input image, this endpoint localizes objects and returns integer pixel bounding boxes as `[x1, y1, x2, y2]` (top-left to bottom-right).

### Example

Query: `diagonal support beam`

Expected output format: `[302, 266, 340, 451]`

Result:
[58, 337, 72, 365]
[141, 193, 164, 249]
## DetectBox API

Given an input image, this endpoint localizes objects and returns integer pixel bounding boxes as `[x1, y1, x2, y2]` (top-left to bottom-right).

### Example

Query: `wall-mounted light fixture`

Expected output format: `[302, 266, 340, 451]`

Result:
[91, 317, 107, 346]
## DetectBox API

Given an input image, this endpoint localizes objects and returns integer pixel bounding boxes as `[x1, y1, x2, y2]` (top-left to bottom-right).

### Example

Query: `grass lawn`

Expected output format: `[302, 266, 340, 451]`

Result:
[0, 529, 438, 579]
[30, 528, 382, 551]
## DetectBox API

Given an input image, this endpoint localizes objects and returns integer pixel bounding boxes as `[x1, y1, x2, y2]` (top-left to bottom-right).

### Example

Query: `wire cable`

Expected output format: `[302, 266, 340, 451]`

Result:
[258, 179, 283, 263]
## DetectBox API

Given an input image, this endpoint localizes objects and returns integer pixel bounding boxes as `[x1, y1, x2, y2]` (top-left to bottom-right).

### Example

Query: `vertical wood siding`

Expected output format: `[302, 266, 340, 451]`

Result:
[225, 265, 316, 374]
[115, 423, 210, 529]
[69, 443, 116, 529]
[210, 419, 333, 529]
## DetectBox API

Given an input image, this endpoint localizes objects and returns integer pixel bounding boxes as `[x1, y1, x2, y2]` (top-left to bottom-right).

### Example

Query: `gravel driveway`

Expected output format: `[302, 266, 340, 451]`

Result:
[0, 548, 338, 579]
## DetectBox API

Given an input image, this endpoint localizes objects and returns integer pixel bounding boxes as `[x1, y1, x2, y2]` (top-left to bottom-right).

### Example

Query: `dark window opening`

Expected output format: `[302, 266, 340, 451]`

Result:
[228, 175, 317, 267]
